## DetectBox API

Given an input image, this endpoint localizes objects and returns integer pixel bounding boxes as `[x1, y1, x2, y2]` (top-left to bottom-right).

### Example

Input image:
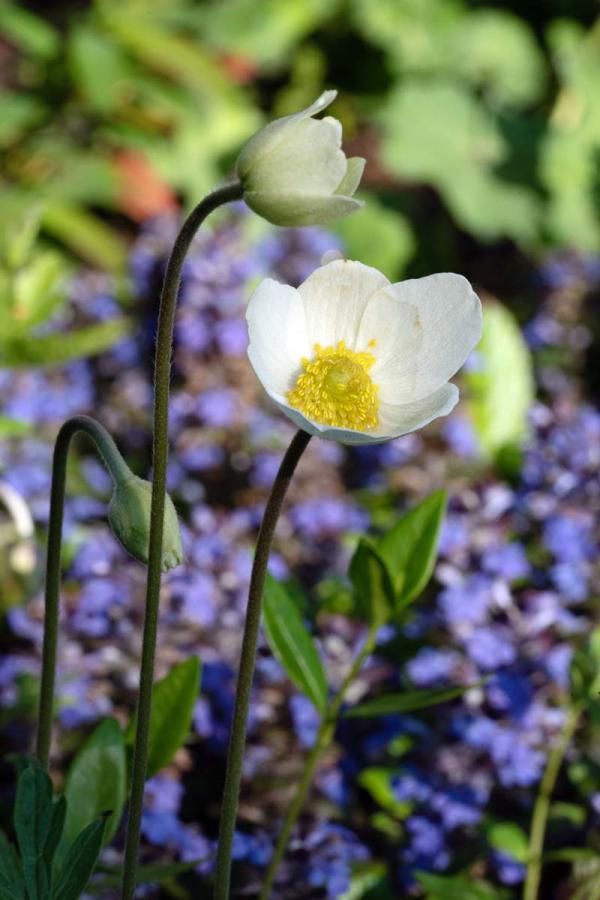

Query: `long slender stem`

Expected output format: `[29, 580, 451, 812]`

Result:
[36, 415, 132, 768]
[523, 705, 581, 900]
[258, 622, 379, 900]
[121, 182, 243, 899]
[213, 428, 311, 900]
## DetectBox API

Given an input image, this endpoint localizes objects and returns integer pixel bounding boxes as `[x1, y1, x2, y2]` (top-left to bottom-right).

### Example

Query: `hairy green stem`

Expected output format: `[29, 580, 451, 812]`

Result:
[213, 428, 311, 900]
[523, 705, 581, 900]
[121, 182, 243, 900]
[36, 415, 132, 768]
[258, 621, 379, 900]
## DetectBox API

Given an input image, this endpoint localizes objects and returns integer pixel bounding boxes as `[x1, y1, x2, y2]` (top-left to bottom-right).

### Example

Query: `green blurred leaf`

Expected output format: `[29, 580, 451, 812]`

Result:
[11, 252, 67, 331]
[486, 820, 528, 863]
[42, 202, 127, 271]
[51, 817, 106, 900]
[125, 657, 201, 778]
[465, 302, 534, 460]
[376, 491, 447, 609]
[358, 768, 408, 817]
[198, 0, 334, 70]
[416, 871, 506, 899]
[340, 861, 387, 900]
[91, 857, 210, 890]
[0, 416, 32, 437]
[344, 682, 476, 719]
[264, 575, 327, 714]
[349, 539, 395, 626]
[69, 25, 134, 114]
[379, 80, 540, 243]
[0, 92, 47, 149]
[63, 718, 126, 848]
[457, 10, 546, 108]
[0, 319, 130, 368]
[0, 3, 60, 59]
[333, 196, 415, 279]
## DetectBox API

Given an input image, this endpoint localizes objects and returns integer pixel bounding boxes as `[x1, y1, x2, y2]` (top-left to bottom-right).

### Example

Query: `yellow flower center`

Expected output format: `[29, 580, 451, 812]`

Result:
[286, 340, 379, 430]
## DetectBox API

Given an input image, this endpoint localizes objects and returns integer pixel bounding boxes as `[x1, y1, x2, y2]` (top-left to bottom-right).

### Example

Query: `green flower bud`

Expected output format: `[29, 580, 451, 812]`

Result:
[108, 476, 183, 572]
[236, 90, 365, 227]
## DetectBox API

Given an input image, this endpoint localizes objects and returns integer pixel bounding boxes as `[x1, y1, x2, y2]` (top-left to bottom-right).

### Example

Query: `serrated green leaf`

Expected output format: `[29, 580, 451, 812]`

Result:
[349, 539, 395, 626]
[0, 319, 130, 367]
[63, 718, 126, 849]
[465, 302, 534, 459]
[486, 820, 528, 863]
[344, 683, 477, 718]
[51, 817, 105, 900]
[263, 575, 327, 714]
[125, 657, 201, 778]
[376, 491, 447, 609]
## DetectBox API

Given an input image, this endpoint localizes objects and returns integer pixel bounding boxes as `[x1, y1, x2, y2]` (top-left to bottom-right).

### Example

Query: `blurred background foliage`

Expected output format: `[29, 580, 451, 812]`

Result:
[2, 0, 600, 283]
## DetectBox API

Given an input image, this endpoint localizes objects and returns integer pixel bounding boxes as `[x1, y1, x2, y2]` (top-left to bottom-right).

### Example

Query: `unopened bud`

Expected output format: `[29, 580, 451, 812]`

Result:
[108, 476, 183, 572]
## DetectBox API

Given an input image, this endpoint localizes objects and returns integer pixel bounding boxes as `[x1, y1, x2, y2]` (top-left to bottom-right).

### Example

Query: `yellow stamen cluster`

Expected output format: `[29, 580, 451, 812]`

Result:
[287, 340, 379, 430]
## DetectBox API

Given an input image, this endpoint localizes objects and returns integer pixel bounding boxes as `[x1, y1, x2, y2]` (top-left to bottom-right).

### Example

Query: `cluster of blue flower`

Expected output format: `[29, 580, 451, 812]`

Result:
[1, 211, 598, 896]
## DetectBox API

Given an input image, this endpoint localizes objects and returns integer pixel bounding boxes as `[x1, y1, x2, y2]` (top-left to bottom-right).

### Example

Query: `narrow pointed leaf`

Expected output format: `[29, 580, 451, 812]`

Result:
[14, 761, 54, 900]
[44, 796, 67, 867]
[344, 683, 477, 718]
[263, 575, 327, 714]
[124, 657, 201, 778]
[377, 491, 447, 609]
[63, 718, 126, 849]
[51, 817, 105, 900]
[0, 831, 24, 895]
[349, 538, 395, 626]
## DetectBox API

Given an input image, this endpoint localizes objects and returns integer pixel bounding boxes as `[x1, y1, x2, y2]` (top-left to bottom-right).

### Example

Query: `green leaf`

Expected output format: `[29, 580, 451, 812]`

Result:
[14, 761, 54, 900]
[0, 416, 32, 437]
[90, 858, 210, 890]
[0, 91, 47, 149]
[376, 491, 447, 609]
[0, 319, 130, 368]
[125, 657, 201, 778]
[416, 871, 506, 899]
[465, 302, 534, 460]
[11, 251, 67, 331]
[340, 861, 387, 900]
[0, 831, 24, 897]
[42, 202, 127, 271]
[333, 195, 415, 279]
[358, 768, 409, 817]
[63, 718, 126, 848]
[344, 683, 477, 719]
[349, 539, 395, 626]
[51, 817, 106, 900]
[263, 575, 327, 714]
[44, 796, 67, 868]
[0, 4, 60, 59]
[486, 820, 528, 863]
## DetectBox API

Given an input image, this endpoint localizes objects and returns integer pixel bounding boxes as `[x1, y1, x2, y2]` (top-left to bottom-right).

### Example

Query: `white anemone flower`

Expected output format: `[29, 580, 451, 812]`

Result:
[235, 90, 365, 227]
[246, 258, 482, 445]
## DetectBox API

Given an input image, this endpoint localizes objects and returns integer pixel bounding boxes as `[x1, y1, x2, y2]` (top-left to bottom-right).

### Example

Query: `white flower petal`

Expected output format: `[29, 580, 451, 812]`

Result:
[244, 191, 362, 227]
[361, 273, 482, 403]
[335, 157, 366, 197]
[246, 279, 310, 396]
[374, 383, 459, 438]
[236, 90, 337, 180]
[298, 259, 390, 349]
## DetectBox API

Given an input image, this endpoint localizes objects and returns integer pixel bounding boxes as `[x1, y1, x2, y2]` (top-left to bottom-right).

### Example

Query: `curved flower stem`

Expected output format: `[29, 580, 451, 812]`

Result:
[121, 182, 243, 900]
[258, 621, 379, 900]
[213, 428, 312, 900]
[36, 415, 133, 768]
[523, 705, 581, 900]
